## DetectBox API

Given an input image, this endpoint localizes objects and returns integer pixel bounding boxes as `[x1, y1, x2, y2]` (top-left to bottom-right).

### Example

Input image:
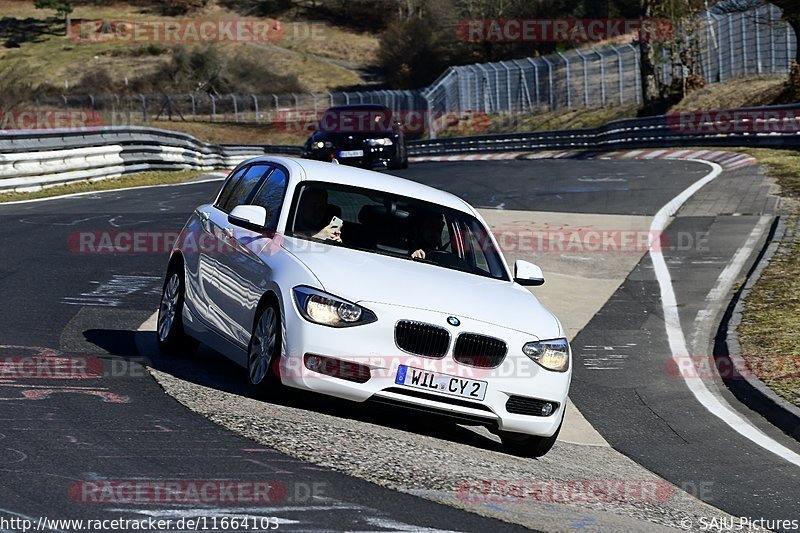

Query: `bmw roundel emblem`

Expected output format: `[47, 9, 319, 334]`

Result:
[447, 316, 461, 327]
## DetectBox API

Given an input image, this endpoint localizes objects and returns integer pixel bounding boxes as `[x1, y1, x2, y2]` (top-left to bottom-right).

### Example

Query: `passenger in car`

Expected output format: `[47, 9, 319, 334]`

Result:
[295, 187, 343, 242]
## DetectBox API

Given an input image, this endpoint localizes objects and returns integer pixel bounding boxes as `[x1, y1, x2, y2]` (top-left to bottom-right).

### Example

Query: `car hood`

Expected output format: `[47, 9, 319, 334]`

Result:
[281, 237, 562, 338]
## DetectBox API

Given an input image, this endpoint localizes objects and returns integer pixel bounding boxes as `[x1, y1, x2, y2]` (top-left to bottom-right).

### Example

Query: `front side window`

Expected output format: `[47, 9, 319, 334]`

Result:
[250, 167, 289, 231]
[287, 182, 508, 281]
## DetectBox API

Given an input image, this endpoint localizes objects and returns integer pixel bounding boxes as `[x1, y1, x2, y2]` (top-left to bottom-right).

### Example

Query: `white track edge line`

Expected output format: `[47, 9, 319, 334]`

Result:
[651, 159, 800, 467]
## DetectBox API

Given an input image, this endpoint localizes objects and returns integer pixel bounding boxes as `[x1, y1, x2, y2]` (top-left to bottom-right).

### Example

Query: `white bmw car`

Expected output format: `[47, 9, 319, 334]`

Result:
[157, 156, 571, 457]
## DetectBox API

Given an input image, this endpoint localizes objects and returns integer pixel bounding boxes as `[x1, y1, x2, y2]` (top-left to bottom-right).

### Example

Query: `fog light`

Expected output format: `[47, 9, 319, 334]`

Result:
[303, 353, 371, 383]
[541, 402, 554, 416]
[305, 354, 322, 372]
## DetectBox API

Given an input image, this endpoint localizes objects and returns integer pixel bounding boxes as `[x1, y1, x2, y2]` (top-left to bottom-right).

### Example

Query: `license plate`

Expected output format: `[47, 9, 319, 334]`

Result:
[338, 150, 364, 158]
[395, 365, 487, 401]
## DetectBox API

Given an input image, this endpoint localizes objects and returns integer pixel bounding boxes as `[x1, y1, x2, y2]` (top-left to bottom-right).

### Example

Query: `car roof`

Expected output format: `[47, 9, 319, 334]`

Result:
[253, 156, 475, 214]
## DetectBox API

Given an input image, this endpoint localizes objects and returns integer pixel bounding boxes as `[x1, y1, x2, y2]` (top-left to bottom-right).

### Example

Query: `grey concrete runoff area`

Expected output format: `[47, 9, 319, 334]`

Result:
[0, 158, 797, 532]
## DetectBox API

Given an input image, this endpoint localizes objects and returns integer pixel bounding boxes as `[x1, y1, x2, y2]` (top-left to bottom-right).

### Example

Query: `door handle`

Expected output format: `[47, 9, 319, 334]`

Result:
[198, 210, 211, 232]
[223, 227, 235, 240]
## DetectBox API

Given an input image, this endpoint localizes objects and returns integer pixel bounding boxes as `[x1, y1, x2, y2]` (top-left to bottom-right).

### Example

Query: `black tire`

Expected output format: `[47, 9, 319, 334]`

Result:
[157, 261, 198, 356]
[247, 301, 282, 390]
[500, 415, 563, 458]
[401, 142, 409, 169]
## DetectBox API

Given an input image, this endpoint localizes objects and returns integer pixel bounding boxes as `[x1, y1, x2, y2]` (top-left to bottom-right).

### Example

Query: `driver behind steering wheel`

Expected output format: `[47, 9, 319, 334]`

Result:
[410, 212, 446, 260]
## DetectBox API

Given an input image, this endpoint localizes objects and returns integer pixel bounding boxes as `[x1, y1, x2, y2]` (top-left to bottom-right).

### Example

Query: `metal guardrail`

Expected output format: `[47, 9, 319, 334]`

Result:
[408, 104, 800, 156]
[1, 103, 798, 193]
[0, 126, 301, 193]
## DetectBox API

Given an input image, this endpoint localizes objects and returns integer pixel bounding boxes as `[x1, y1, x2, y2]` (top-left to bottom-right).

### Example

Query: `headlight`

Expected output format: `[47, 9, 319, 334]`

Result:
[312, 141, 333, 150]
[293, 286, 377, 328]
[366, 138, 393, 147]
[522, 338, 570, 372]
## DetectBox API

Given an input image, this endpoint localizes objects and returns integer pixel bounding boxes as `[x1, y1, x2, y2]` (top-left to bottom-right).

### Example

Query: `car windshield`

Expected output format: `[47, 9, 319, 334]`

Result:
[287, 182, 509, 281]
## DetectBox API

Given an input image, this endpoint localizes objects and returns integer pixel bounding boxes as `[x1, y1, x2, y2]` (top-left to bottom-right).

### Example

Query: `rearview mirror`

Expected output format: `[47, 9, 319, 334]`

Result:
[228, 205, 267, 232]
[514, 260, 545, 286]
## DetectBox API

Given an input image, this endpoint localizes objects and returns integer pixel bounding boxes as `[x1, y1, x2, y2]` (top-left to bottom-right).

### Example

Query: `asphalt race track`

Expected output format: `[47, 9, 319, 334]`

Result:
[0, 158, 798, 531]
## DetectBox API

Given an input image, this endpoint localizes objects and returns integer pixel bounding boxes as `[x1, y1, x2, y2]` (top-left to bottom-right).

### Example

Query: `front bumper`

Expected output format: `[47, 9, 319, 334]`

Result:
[279, 300, 571, 437]
[305, 145, 398, 169]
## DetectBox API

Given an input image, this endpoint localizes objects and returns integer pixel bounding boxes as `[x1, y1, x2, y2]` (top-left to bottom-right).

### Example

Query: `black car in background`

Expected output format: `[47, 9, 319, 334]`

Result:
[303, 104, 409, 170]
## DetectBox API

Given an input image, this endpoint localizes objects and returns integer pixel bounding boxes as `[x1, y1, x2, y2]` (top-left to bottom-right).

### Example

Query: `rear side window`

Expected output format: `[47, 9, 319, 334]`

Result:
[218, 164, 272, 213]
[215, 166, 248, 209]
[251, 167, 289, 231]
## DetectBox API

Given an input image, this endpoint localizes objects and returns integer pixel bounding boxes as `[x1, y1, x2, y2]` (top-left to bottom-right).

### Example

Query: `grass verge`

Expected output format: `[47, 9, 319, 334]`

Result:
[0, 169, 215, 203]
[733, 148, 800, 409]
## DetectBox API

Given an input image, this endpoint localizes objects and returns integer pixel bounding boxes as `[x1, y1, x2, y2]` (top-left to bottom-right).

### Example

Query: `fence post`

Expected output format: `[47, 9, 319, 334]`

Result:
[501, 63, 512, 111]
[526, 58, 540, 108]
[741, 14, 749, 75]
[769, 4, 776, 73]
[272, 94, 279, 111]
[627, 44, 641, 105]
[209, 94, 216, 122]
[491, 63, 501, 110]
[610, 45, 625, 105]
[558, 52, 572, 110]
[755, 8, 762, 74]
[424, 94, 436, 140]
[231, 94, 239, 122]
[574, 49, 590, 107]
[540, 56, 555, 109]
[716, 15, 725, 81]
[252, 95, 259, 124]
[189, 94, 197, 122]
[728, 14, 735, 77]
[139, 94, 147, 122]
[594, 49, 606, 106]
[787, 15, 793, 73]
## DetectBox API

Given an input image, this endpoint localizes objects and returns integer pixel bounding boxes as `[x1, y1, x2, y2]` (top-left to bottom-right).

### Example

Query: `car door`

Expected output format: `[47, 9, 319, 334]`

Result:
[204, 163, 274, 342]
[215, 165, 290, 347]
[184, 165, 249, 326]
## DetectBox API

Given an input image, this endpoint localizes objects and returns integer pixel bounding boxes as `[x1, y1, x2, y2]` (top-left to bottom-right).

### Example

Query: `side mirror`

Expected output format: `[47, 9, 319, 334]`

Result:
[514, 260, 545, 286]
[228, 205, 267, 232]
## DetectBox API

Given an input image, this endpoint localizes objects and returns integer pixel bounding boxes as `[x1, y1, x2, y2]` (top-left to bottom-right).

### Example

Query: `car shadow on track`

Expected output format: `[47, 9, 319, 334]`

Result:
[84, 328, 508, 454]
